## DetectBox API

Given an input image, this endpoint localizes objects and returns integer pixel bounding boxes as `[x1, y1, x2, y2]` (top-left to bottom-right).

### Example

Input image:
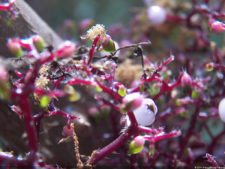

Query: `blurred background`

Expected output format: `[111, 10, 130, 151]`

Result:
[25, 0, 142, 28]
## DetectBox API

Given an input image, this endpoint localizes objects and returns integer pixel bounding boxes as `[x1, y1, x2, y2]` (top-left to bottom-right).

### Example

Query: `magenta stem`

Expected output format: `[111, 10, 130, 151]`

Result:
[0, 0, 14, 11]
[87, 35, 101, 65]
[18, 96, 38, 152]
[144, 131, 181, 143]
[88, 128, 132, 165]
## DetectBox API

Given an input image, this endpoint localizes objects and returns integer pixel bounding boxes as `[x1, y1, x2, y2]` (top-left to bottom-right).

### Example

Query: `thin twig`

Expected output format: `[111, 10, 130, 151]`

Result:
[111, 41, 151, 57]
[72, 123, 84, 169]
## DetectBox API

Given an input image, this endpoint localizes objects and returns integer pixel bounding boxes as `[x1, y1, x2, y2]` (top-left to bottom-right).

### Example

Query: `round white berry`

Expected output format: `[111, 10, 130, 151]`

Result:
[133, 98, 157, 126]
[147, 6, 166, 25]
[218, 98, 225, 122]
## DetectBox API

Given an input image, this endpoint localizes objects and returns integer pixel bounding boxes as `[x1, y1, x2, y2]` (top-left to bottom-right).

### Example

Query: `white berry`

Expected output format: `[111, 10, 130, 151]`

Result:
[147, 6, 166, 25]
[218, 98, 225, 122]
[126, 98, 158, 126]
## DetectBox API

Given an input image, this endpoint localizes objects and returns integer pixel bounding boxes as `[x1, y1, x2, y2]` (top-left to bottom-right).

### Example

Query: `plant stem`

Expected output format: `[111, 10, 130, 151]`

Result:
[207, 127, 225, 154]
[87, 127, 132, 165]
[87, 35, 101, 65]
[179, 102, 200, 156]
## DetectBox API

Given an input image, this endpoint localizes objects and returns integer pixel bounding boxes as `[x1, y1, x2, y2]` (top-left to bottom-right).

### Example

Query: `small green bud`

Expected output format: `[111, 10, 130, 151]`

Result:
[205, 62, 214, 72]
[102, 35, 116, 52]
[40, 95, 51, 108]
[118, 85, 126, 97]
[128, 136, 145, 155]
[7, 39, 23, 58]
[191, 90, 200, 99]
[33, 35, 46, 52]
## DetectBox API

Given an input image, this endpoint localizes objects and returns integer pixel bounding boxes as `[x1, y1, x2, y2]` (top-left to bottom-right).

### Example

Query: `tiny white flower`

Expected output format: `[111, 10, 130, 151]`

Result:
[147, 6, 167, 25]
[218, 98, 225, 122]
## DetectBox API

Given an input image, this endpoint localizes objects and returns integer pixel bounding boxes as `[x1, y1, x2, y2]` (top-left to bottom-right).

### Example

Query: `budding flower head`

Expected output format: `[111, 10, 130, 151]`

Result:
[117, 84, 127, 97]
[56, 41, 76, 58]
[181, 71, 192, 86]
[102, 34, 116, 52]
[62, 124, 74, 137]
[147, 5, 166, 25]
[129, 136, 145, 154]
[7, 39, 23, 57]
[81, 24, 106, 41]
[32, 35, 46, 52]
[218, 98, 225, 122]
[205, 62, 214, 72]
[209, 21, 225, 33]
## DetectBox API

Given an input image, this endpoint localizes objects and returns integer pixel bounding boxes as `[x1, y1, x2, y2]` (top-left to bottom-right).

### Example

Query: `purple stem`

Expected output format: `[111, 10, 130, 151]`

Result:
[0, 0, 14, 11]
[88, 127, 132, 165]
[179, 102, 201, 156]
[18, 97, 38, 152]
[130, 155, 138, 169]
[207, 127, 225, 154]
[88, 111, 138, 166]
[127, 111, 139, 136]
